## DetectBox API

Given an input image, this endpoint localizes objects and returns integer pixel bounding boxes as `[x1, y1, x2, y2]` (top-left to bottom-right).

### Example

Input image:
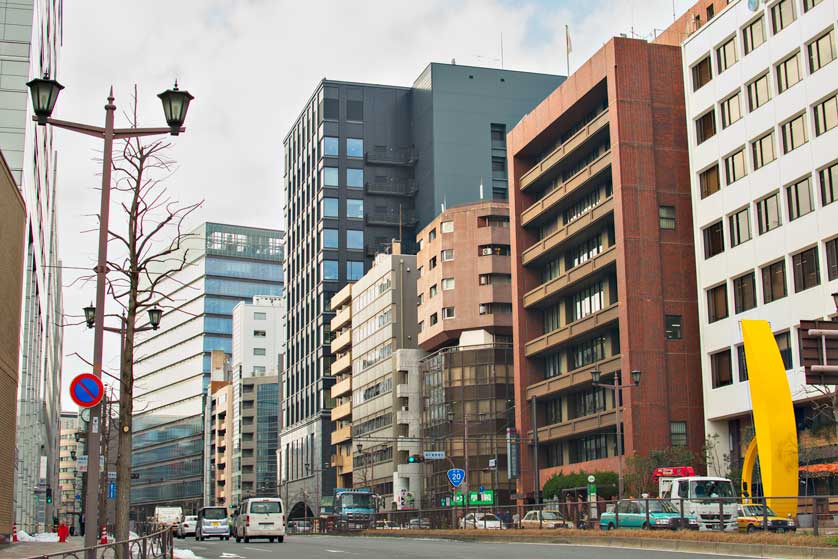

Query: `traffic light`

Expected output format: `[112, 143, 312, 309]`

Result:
[407, 454, 425, 464]
[46, 487, 52, 504]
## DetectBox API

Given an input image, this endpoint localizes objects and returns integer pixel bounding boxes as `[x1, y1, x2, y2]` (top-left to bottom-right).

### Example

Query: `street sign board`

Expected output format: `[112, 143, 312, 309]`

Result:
[75, 494, 81, 500]
[77, 455, 88, 472]
[447, 468, 465, 488]
[469, 490, 494, 505]
[108, 482, 116, 500]
[423, 451, 446, 460]
[69, 373, 104, 408]
[108, 471, 117, 479]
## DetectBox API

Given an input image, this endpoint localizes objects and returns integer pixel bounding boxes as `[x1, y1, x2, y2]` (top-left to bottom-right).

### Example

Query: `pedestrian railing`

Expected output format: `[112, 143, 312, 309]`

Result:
[22, 527, 173, 559]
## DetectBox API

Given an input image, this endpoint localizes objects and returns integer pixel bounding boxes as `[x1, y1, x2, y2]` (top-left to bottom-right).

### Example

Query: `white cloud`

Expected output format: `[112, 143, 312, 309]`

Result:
[56, 0, 692, 406]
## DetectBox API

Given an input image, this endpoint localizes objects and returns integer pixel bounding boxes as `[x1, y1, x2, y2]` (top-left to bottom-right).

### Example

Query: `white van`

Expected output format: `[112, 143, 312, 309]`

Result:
[234, 497, 285, 543]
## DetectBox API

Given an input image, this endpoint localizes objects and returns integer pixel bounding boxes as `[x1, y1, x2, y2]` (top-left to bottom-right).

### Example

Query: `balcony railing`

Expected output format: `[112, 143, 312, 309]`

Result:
[533, 408, 617, 442]
[365, 179, 418, 197]
[525, 303, 620, 357]
[366, 209, 418, 227]
[365, 146, 418, 166]
[522, 197, 614, 266]
[523, 245, 617, 308]
[526, 354, 622, 400]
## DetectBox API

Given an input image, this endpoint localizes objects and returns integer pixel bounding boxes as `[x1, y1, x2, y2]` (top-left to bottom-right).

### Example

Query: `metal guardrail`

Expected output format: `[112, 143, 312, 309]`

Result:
[22, 527, 173, 559]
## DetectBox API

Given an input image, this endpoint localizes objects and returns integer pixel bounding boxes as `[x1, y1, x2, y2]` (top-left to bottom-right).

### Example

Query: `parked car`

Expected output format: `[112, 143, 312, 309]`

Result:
[599, 500, 699, 531]
[460, 513, 503, 530]
[406, 517, 432, 529]
[287, 520, 312, 534]
[373, 520, 401, 530]
[233, 497, 286, 543]
[736, 505, 795, 533]
[196, 506, 230, 540]
[177, 516, 197, 538]
[520, 510, 571, 529]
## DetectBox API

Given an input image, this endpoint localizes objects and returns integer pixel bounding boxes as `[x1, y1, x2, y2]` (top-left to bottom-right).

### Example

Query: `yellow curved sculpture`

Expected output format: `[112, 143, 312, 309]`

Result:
[741, 320, 798, 517]
[740, 438, 758, 503]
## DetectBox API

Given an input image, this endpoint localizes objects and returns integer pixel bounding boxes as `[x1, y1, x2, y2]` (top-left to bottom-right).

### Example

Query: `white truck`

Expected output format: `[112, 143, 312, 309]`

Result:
[661, 476, 737, 531]
[154, 506, 184, 532]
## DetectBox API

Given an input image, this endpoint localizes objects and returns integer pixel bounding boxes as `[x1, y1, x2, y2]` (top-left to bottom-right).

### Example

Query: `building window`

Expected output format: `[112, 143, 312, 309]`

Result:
[665, 315, 682, 340]
[479, 244, 511, 256]
[659, 205, 676, 229]
[770, 0, 795, 34]
[479, 273, 512, 285]
[734, 272, 757, 314]
[346, 260, 364, 281]
[347, 230, 364, 250]
[429, 313, 438, 326]
[804, 0, 823, 10]
[776, 52, 802, 93]
[692, 56, 712, 91]
[323, 260, 339, 281]
[751, 132, 776, 170]
[720, 92, 742, 128]
[724, 149, 747, 184]
[254, 312, 267, 320]
[346, 138, 363, 158]
[793, 247, 821, 292]
[814, 94, 838, 136]
[706, 4, 715, 20]
[442, 307, 455, 319]
[775, 331, 792, 370]
[826, 238, 838, 280]
[700, 164, 721, 198]
[787, 177, 814, 221]
[429, 284, 438, 298]
[416, 293, 423, 306]
[737, 345, 749, 381]
[717, 37, 738, 72]
[747, 73, 771, 111]
[707, 284, 729, 323]
[346, 99, 363, 121]
[440, 220, 455, 234]
[491, 123, 507, 149]
[670, 422, 688, 447]
[704, 220, 725, 259]
[441, 249, 454, 261]
[756, 192, 782, 234]
[781, 113, 808, 153]
[478, 302, 513, 315]
[711, 349, 733, 388]
[347, 199, 364, 219]
[323, 197, 339, 218]
[323, 228, 339, 249]
[323, 136, 339, 157]
[254, 330, 266, 337]
[417, 321, 423, 333]
[808, 29, 836, 73]
[428, 229, 436, 242]
[442, 277, 455, 290]
[478, 214, 510, 228]
[253, 348, 266, 356]
[570, 282, 604, 322]
[545, 399, 562, 426]
[696, 110, 716, 143]
[729, 207, 751, 247]
[743, 16, 766, 55]
[821, 163, 838, 206]
[543, 304, 562, 333]
[323, 167, 339, 187]
[347, 168, 364, 188]
[762, 260, 788, 303]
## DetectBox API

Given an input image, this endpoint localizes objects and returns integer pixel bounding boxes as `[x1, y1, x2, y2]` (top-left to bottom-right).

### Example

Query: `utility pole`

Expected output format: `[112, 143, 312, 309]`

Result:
[532, 396, 540, 505]
[463, 417, 470, 515]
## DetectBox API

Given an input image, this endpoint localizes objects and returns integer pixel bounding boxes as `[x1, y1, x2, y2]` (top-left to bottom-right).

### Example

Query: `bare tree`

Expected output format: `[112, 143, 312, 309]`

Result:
[97, 86, 202, 553]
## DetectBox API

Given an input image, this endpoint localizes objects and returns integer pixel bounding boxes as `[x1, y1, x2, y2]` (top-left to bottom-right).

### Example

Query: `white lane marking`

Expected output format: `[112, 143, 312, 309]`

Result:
[219, 553, 246, 558]
[325, 550, 345, 553]
[243, 547, 269, 552]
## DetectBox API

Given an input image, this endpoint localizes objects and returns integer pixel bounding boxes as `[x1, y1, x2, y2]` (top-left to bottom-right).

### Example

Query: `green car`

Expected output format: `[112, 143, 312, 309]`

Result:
[599, 500, 699, 530]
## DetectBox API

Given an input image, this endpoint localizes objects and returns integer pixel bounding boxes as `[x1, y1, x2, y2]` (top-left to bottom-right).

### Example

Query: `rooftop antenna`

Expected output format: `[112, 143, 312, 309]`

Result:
[451, 58, 456, 65]
[399, 204, 403, 243]
[672, 0, 676, 21]
[479, 177, 484, 200]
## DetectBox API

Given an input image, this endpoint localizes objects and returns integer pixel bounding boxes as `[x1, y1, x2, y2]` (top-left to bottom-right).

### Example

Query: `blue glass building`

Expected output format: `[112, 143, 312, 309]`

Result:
[130, 223, 283, 517]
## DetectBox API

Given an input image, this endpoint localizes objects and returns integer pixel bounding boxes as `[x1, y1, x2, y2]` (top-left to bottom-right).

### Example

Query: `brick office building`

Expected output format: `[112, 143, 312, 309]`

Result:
[507, 37, 705, 498]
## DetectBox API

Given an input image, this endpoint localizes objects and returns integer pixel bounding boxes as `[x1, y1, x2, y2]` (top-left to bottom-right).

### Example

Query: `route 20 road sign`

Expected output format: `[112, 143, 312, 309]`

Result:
[69, 373, 104, 408]
[447, 468, 465, 488]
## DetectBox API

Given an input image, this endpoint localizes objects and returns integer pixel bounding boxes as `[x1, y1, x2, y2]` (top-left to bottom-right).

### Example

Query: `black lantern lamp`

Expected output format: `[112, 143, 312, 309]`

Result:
[26, 74, 64, 125]
[591, 369, 601, 384]
[832, 292, 838, 314]
[147, 306, 163, 330]
[158, 81, 194, 135]
[83, 303, 96, 329]
[631, 369, 641, 386]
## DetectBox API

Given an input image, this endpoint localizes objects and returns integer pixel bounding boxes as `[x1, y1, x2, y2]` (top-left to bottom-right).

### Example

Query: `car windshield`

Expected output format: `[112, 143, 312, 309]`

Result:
[185, 516, 196, 522]
[542, 511, 563, 520]
[690, 480, 735, 498]
[250, 501, 282, 514]
[648, 501, 678, 513]
[339, 493, 373, 508]
[742, 505, 776, 516]
[202, 508, 227, 520]
[476, 514, 499, 521]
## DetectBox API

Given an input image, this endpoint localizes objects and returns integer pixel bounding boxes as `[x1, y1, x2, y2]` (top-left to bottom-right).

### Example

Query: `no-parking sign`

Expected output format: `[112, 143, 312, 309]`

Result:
[69, 373, 104, 408]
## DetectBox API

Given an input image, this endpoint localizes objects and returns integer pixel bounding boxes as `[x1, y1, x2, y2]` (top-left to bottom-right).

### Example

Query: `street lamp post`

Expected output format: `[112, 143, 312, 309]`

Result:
[592, 369, 641, 500]
[27, 76, 193, 559]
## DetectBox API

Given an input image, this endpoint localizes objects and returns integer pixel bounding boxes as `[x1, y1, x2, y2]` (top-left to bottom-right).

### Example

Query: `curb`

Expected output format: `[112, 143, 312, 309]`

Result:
[358, 531, 836, 559]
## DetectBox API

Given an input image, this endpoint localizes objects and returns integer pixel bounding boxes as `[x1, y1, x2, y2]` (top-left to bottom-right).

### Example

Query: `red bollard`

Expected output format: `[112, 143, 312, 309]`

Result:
[100, 525, 108, 544]
[12, 523, 18, 543]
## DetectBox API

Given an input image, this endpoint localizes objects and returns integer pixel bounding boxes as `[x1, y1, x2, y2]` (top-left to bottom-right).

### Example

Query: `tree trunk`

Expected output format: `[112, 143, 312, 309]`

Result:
[115, 321, 133, 558]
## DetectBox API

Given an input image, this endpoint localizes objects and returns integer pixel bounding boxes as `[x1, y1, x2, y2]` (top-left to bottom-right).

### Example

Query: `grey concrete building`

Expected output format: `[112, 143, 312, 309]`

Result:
[281, 63, 564, 515]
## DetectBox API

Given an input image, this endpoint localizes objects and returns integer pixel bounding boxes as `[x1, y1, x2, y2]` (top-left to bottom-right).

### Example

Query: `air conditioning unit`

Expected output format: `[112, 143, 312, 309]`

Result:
[401, 406, 409, 412]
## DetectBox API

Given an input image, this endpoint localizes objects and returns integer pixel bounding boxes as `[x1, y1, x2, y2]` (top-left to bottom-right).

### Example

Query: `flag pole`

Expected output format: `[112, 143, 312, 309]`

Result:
[565, 24, 571, 76]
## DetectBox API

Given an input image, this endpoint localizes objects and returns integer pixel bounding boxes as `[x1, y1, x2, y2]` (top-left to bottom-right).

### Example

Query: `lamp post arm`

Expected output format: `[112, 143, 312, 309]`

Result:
[35, 115, 105, 138]
[113, 126, 185, 139]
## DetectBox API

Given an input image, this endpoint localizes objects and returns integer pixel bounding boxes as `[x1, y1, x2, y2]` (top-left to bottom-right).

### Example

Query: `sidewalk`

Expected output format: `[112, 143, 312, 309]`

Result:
[0, 537, 85, 559]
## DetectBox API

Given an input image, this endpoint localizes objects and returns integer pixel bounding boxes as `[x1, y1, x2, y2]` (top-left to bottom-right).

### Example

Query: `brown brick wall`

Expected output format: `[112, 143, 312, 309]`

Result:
[0, 152, 25, 536]
[654, 0, 732, 47]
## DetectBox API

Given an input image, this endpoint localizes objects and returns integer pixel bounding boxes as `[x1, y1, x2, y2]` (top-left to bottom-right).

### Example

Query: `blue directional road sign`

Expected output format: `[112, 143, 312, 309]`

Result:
[447, 468, 465, 488]
[108, 482, 116, 500]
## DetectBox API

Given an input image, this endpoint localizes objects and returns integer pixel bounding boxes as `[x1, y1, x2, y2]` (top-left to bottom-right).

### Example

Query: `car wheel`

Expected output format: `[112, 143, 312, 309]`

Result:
[641, 522, 650, 530]
[607, 523, 615, 531]
[278, 536, 284, 543]
[747, 525, 756, 534]
[244, 536, 249, 543]
[235, 536, 241, 543]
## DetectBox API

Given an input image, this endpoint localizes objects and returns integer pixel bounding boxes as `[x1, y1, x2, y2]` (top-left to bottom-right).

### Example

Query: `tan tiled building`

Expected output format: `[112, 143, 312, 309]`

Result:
[507, 37, 704, 498]
[329, 283, 354, 489]
[58, 412, 80, 531]
[0, 150, 24, 540]
[208, 381, 233, 506]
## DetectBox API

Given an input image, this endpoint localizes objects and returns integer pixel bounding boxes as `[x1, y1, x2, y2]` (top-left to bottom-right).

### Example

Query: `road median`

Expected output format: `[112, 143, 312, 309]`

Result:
[358, 529, 838, 559]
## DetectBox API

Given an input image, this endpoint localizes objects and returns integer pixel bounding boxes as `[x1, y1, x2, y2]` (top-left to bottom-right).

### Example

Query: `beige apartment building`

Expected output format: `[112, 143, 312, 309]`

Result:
[58, 412, 80, 532]
[330, 283, 354, 489]
[208, 381, 233, 506]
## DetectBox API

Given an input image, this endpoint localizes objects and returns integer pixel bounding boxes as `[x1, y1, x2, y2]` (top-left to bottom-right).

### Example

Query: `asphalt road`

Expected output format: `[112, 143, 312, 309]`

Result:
[174, 533, 760, 559]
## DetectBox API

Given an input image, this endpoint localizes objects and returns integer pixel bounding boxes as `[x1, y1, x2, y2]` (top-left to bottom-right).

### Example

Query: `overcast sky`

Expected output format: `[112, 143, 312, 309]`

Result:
[56, 0, 695, 408]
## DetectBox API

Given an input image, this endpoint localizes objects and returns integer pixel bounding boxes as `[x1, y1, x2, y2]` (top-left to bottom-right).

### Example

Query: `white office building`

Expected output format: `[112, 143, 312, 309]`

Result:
[682, 0, 838, 471]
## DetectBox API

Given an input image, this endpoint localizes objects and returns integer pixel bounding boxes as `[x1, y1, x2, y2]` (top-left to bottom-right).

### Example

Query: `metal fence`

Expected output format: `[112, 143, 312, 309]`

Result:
[290, 494, 838, 536]
[22, 527, 173, 559]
